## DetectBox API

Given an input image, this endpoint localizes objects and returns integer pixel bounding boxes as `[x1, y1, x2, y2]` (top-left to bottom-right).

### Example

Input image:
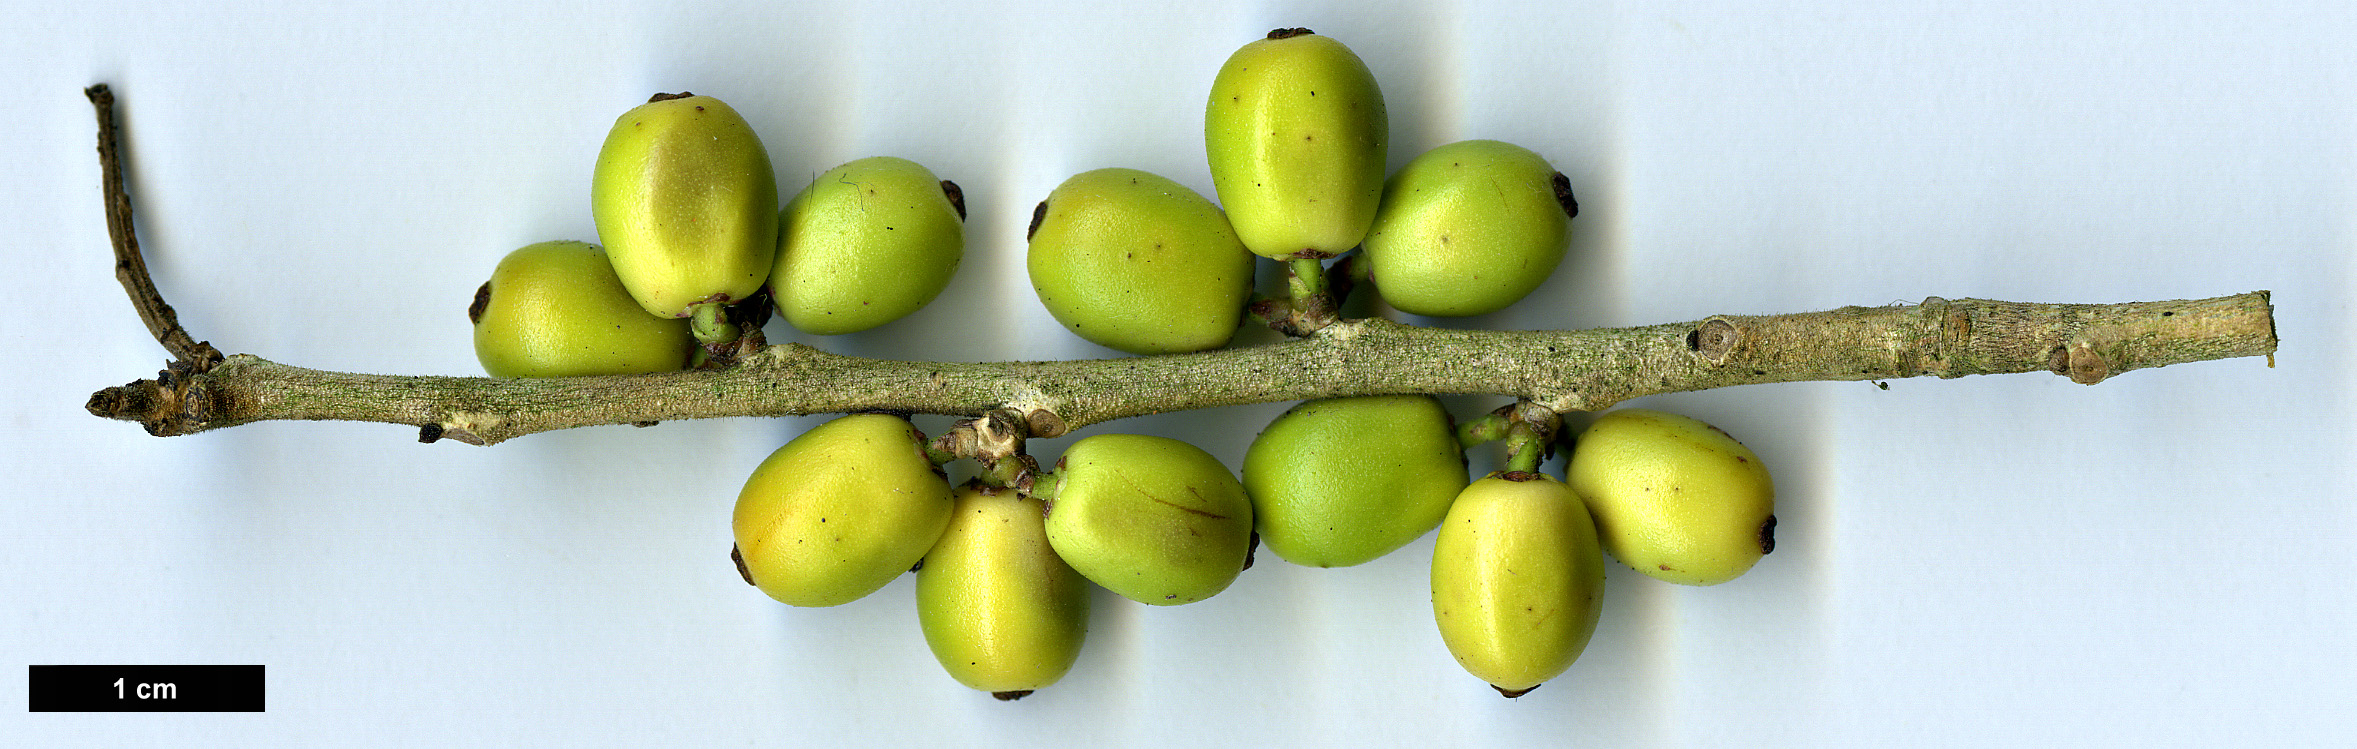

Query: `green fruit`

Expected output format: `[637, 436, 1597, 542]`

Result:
[1041, 434, 1255, 605]
[1205, 28, 1388, 260]
[1361, 140, 1575, 317]
[1242, 395, 1466, 567]
[774, 157, 965, 335]
[733, 414, 954, 607]
[470, 240, 693, 377]
[1431, 471, 1606, 697]
[1026, 168, 1254, 355]
[591, 93, 780, 318]
[917, 484, 1089, 699]
[1566, 408, 1776, 586]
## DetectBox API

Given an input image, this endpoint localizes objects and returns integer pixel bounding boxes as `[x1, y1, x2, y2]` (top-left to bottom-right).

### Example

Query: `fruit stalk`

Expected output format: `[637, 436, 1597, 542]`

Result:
[1498, 402, 1560, 474]
[86, 84, 220, 372]
[87, 294, 2277, 445]
[926, 409, 1040, 492]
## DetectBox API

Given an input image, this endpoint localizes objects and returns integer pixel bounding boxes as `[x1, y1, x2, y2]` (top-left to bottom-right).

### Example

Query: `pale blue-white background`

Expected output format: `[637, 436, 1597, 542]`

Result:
[5, 1, 2351, 745]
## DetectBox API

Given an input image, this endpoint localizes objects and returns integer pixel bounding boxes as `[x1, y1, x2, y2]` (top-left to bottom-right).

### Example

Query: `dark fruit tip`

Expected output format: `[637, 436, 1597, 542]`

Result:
[991, 690, 1034, 701]
[468, 281, 491, 325]
[647, 91, 696, 103]
[1493, 683, 1539, 698]
[1268, 28, 1315, 39]
[1759, 514, 1778, 554]
[1027, 200, 1048, 241]
[1551, 172, 1579, 220]
[940, 180, 967, 221]
[731, 544, 755, 585]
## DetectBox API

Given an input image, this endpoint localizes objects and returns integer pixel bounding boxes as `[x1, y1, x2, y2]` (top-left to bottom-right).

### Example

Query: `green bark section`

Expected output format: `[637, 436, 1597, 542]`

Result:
[88, 293, 2276, 445]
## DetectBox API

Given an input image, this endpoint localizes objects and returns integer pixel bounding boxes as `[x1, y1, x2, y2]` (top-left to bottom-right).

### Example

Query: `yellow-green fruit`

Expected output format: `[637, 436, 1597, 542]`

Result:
[774, 157, 965, 335]
[1205, 28, 1388, 259]
[470, 240, 693, 377]
[1242, 395, 1466, 567]
[1042, 434, 1255, 605]
[733, 414, 954, 607]
[1566, 408, 1776, 586]
[591, 93, 780, 318]
[917, 484, 1089, 699]
[1026, 168, 1253, 355]
[1431, 472, 1606, 697]
[1361, 140, 1575, 317]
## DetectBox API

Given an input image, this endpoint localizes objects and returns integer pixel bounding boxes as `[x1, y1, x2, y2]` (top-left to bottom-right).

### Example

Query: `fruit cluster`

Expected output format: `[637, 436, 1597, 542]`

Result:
[472, 94, 965, 374]
[467, 29, 1775, 700]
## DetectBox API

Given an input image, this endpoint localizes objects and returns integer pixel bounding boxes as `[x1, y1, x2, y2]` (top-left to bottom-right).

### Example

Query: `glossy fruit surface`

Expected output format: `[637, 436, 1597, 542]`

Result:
[917, 484, 1088, 698]
[1431, 472, 1606, 696]
[774, 157, 964, 335]
[733, 414, 953, 607]
[1566, 408, 1776, 586]
[591, 94, 779, 318]
[1027, 168, 1253, 354]
[1242, 395, 1465, 567]
[1042, 434, 1254, 605]
[1361, 139, 1574, 317]
[471, 240, 693, 377]
[1205, 29, 1388, 259]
